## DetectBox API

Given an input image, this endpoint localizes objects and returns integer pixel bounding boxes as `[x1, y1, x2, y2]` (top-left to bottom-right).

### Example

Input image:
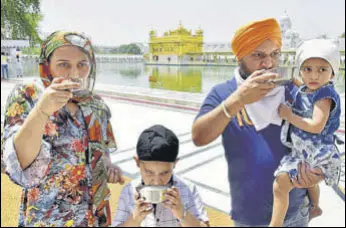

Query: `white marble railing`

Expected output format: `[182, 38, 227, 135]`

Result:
[19, 54, 144, 63]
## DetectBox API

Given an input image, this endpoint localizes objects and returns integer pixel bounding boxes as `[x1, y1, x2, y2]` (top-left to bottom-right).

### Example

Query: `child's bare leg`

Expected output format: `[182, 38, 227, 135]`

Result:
[269, 173, 294, 227]
[308, 185, 323, 221]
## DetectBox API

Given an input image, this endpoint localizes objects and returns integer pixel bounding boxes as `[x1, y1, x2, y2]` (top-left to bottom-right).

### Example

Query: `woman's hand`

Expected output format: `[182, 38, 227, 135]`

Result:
[104, 154, 125, 184]
[36, 77, 80, 116]
[107, 163, 125, 184]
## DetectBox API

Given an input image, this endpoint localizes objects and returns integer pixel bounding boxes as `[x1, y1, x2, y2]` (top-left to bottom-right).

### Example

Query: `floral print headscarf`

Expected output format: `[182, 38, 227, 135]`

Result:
[39, 31, 97, 102]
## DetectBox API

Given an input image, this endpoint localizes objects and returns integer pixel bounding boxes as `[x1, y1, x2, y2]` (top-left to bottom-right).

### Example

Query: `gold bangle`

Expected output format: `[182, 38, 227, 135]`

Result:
[222, 101, 232, 119]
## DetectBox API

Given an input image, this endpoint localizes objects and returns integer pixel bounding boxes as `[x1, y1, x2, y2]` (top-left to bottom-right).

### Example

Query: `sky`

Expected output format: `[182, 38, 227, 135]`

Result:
[40, 0, 345, 46]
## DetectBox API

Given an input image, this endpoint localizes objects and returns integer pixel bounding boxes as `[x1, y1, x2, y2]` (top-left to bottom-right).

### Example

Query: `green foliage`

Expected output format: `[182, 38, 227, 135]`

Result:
[1, 0, 42, 45]
[21, 46, 40, 55]
[94, 44, 143, 55]
[117, 44, 142, 55]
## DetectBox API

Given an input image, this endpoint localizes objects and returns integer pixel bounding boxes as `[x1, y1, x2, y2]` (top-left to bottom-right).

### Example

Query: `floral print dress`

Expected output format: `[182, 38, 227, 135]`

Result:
[275, 83, 342, 186]
[2, 82, 117, 227]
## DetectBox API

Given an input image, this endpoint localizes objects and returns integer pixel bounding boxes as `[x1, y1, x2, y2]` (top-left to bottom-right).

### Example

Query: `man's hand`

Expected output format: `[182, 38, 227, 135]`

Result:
[293, 162, 324, 188]
[231, 69, 277, 106]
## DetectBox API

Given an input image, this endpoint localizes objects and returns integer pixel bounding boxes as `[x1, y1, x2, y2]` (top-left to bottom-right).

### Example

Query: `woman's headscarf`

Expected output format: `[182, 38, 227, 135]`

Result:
[39, 32, 115, 226]
[39, 31, 97, 102]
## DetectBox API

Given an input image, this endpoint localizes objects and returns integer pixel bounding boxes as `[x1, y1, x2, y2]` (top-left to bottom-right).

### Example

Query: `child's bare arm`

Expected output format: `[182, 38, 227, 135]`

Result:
[279, 99, 332, 134]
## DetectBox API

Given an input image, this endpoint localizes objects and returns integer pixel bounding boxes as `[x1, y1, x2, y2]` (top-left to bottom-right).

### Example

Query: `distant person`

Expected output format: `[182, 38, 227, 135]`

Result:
[1, 52, 9, 79]
[270, 39, 342, 227]
[16, 54, 24, 78]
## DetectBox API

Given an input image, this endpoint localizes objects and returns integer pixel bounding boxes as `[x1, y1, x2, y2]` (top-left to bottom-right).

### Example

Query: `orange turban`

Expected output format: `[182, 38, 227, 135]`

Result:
[231, 18, 282, 60]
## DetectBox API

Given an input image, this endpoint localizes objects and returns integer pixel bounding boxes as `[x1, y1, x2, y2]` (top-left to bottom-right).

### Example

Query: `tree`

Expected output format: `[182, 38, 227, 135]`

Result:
[118, 44, 142, 55]
[93, 44, 143, 55]
[127, 44, 142, 55]
[1, 0, 43, 45]
[341, 33, 345, 38]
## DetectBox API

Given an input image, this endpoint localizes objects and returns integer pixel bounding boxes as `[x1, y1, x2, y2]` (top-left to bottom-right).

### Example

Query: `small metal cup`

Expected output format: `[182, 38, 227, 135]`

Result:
[263, 68, 293, 87]
[138, 185, 170, 204]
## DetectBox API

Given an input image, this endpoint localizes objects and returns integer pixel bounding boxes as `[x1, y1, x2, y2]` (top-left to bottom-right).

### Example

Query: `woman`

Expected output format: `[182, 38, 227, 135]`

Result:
[2, 31, 124, 227]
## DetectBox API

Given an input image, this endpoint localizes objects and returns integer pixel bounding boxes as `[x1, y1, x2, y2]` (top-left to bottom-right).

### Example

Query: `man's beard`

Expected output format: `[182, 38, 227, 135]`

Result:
[239, 60, 274, 80]
[239, 61, 253, 80]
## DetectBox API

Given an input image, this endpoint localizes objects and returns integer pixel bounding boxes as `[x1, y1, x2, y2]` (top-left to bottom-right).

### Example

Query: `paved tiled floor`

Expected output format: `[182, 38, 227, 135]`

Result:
[1, 79, 345, 227]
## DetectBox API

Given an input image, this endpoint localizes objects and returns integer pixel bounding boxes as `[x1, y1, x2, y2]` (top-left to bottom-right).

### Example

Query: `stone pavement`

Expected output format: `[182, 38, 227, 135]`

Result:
[1, 79, 345, 227]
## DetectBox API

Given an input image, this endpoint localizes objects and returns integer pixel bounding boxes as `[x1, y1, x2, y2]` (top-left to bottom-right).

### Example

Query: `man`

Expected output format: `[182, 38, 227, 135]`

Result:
[1, 52, 9, 79]
[192, 18, 324, 227]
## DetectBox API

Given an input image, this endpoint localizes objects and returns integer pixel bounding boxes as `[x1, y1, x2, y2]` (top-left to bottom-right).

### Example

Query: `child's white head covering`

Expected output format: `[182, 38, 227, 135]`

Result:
[296, 39, 340, 80]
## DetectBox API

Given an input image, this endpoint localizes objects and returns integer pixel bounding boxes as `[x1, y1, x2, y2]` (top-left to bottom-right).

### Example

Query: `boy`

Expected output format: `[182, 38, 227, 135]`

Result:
[113, 125, 210, 227]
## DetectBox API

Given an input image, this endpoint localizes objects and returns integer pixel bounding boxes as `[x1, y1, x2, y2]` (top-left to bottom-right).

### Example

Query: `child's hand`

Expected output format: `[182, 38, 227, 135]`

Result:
[163, 187, 185, 221]
[279, 104, 293, 121]
[132, 193, 153, 224]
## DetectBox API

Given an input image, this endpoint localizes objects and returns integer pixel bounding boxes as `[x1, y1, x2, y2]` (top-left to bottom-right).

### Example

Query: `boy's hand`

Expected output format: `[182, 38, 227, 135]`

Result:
[163, 187, 185, 220]
[279, 103, 293, 121]
[132, 193, 153, 224]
